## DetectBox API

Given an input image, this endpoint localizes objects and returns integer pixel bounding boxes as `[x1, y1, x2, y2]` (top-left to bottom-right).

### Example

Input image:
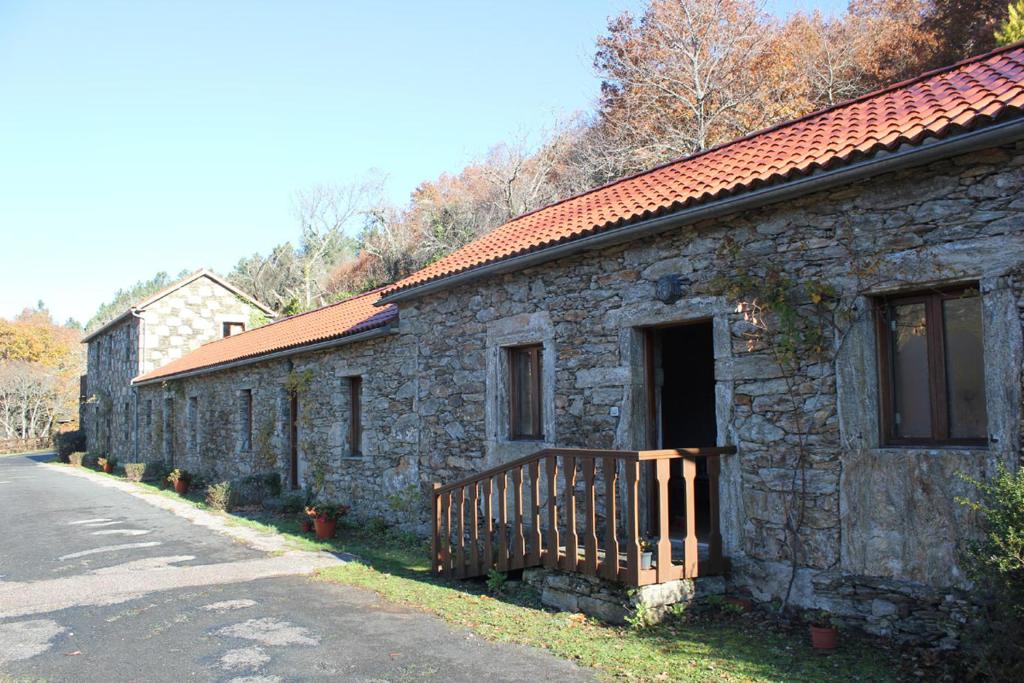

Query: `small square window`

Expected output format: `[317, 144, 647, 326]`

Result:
[508, 345, 543, 440]
[876, 286, 987, 446]
[223, 322, 245, 337]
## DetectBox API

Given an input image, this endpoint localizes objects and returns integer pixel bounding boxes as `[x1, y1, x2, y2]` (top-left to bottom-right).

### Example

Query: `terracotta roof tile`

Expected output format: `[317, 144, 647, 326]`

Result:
[383, 45, 1024, 298]
[134, 289, 396, 383]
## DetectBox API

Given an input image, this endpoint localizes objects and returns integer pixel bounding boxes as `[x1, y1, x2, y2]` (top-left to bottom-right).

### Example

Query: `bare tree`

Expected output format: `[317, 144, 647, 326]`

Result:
[292, 176, 382, 310]
[0, 361, 63, 439]
[595, 0, 773, 174]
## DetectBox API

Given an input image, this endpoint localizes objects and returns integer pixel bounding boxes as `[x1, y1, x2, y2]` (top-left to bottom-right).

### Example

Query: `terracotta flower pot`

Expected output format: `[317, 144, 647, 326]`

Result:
[726, 596, 753, 612]
[174, 479, 189, 495]
[314, 516, 336, 540]
[810, 625, 838, 650]
[103, 463, 114, 474]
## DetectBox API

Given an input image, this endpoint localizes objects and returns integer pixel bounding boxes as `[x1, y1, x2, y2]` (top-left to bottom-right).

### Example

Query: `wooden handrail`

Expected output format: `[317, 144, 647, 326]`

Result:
[432, 445, 735, 587]
[434, 446, 735, 495]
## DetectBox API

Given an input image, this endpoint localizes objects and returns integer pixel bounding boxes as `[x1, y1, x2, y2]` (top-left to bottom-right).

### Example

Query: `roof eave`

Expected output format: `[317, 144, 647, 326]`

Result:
[131, 323, 396, 387]
[81, 309, 137, 343]
[377, 115, 1024, 307]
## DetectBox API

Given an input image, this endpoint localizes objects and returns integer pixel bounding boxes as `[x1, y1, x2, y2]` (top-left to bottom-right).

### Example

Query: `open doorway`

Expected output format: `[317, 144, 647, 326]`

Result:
[644, 321, 717, 536]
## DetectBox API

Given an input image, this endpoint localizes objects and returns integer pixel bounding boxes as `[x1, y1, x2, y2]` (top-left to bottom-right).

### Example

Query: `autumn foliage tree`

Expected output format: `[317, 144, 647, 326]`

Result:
[0, 305, 83, 439]
[226, 0, 1015, 303]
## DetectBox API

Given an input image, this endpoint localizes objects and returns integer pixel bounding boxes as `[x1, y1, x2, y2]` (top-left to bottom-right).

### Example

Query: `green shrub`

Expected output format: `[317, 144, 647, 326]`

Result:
[123, 463, 147, 482]
[486, 568, 507, 595]
[957, 465, 1024, 679]
[56, 431, 85, 462]
[205, 481, 233, 511]
[68, 451, 85, 466]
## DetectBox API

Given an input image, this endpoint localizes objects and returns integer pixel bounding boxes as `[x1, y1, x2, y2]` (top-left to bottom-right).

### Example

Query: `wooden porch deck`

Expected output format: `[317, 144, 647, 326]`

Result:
[431, 446, 735, 588]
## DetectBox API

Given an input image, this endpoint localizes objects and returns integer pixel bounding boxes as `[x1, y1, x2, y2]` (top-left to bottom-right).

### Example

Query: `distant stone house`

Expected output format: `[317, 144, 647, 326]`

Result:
[80, 269, 273, 461]
[130, 45, 1024, 643]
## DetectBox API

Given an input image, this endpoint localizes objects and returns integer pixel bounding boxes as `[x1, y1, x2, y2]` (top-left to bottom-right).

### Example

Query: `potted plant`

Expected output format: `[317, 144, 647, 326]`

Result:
[167, 468, 192, 495]
[306, 502, 350, 540]
[640, 537, 655, 570]
[98, 457, 117, 474]
[807, 610, 839, 650]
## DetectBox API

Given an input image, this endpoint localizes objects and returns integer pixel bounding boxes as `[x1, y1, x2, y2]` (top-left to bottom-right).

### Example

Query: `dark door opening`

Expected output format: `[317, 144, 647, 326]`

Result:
[645, 321, 717, 537]
[289, 392, 299, 490]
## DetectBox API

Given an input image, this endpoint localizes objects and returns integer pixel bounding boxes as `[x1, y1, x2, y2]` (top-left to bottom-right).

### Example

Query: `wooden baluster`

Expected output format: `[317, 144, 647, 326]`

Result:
[683, 456, 699, 578]
[582, 458, 598, 577]
[431, 483, 442, 575]
[468, 481, 480, 576]
[706, 455, 723, 574]
[602, 457, 619, 581]
[528, 460, 542, 565]
[562, 454, 578, 572]
[440, 490, 451, 578]
[496, 471, 508, 571]
[655, 459, 673, 583]
[545, 455, 560, 568]
[483, 478, 494, 573]
[512, 467, 526, 568]
[455, 486, 466, 578]
[624, 460, 641, 585]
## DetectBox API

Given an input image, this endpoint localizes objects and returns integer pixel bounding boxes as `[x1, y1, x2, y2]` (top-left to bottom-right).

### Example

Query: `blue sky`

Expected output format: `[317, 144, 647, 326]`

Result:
[0, 0, 845, 324]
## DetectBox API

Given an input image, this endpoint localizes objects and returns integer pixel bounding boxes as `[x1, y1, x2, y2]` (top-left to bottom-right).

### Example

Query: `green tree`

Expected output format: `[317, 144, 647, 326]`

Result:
[996, 0, 1024, 44]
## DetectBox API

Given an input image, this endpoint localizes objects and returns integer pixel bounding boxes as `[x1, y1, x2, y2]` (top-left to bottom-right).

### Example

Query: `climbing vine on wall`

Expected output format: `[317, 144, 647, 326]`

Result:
[706, 232, 945, 609]
[252, 416, 277, 470]
[284, 369, 314, 396]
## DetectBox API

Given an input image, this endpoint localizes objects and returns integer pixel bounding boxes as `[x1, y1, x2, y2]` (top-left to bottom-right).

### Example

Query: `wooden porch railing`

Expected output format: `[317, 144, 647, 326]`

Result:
[431, 446, 735, 587]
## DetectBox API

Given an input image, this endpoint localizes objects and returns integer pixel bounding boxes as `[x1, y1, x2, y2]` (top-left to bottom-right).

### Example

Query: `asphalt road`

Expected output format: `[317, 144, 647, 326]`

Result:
[0, 455, 593, 683]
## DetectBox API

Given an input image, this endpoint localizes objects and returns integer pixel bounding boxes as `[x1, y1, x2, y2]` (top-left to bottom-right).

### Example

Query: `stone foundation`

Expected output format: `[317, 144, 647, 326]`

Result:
[522, 568, 725, 625]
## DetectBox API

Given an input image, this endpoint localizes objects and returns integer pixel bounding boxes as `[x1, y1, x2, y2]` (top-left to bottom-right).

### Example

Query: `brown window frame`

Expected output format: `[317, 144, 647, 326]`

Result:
[240, 389, 253, 452]
[875, 285, 987, 448]
[508, 344, 544, 441]
[223, 321, 245, 337]
[349, 376, 362, 457]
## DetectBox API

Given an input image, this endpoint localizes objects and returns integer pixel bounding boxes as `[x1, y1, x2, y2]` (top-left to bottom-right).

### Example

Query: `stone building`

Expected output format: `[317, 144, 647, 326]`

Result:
[131, 46, 1024, 643]
[81, 269, 273, 461]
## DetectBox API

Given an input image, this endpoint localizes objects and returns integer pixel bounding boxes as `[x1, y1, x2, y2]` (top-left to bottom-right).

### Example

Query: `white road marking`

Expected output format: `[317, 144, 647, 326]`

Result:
[227, 676, 281, 683]
[0, 619, 66, 665]
[0, 553, 340, 619]
[58, 542, 162, 561]
[67, 518, 111, 525]
[90, 529, 152, 536]
[80, 521, 123, 527]
[91, 555, 195, 574]
[202, 599, 258, 611]
[0, 480, 11, 484]
[216, 618, 320, 647]
[220, 645, 270, 671]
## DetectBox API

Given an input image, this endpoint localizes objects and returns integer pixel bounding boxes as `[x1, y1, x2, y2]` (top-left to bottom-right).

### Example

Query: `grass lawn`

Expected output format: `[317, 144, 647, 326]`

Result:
[56, 464, 902, 682]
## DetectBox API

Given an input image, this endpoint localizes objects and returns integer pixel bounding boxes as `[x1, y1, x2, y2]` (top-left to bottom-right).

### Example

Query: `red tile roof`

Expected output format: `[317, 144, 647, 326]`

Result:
[382, 43, 1024, 299]
[134, 289, 396, 383]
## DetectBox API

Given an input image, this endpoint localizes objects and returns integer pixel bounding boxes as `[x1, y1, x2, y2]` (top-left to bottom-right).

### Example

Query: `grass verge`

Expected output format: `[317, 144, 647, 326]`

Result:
[52, 463, 901, 682]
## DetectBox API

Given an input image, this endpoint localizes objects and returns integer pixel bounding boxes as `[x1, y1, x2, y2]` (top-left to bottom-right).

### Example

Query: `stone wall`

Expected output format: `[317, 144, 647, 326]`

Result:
[135, 331, 424, 526]
[140, 275, 260, 374]
[83, 273, 268, 461]
[82, 316, 139, 463]
[138, 143, 1024, 644]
